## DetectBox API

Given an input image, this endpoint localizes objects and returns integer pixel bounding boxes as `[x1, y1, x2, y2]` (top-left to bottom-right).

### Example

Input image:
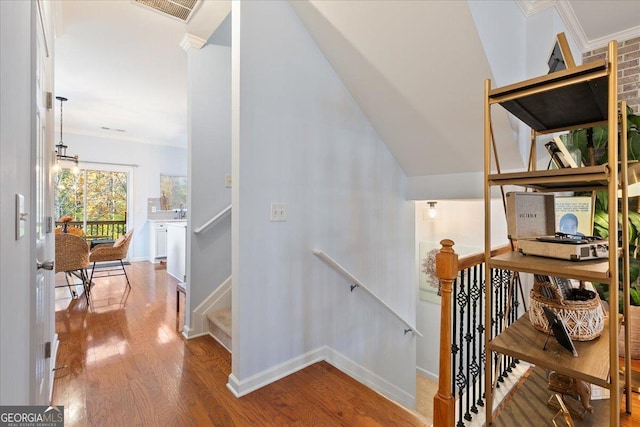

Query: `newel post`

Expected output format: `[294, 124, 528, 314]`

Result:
[433, 239, 458, 427]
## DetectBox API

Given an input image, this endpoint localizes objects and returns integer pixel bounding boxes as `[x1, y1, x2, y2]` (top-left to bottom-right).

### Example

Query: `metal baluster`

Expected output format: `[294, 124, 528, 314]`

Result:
[463, 268, 473, 422]
[456, 272, 467, 427]
[478, 263, 485, 407]
[469, 264, 480, 415]
[451, 277, 458, 406]
[503, 273, 512, 376]
[510, 273, 521, 370]
[493, 269, 502, 388]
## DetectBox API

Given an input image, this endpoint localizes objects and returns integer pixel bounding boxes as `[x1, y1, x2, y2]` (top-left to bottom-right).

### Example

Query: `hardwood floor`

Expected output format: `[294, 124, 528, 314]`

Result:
[52, 262, 428, 426]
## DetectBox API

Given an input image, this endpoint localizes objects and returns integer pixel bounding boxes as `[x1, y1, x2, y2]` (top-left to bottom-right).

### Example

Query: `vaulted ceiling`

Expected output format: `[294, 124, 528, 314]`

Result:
[54, 0, 640, 177]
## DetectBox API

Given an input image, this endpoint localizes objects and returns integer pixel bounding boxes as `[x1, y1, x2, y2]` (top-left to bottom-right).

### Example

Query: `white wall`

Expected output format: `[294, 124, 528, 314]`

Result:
[414, 199, 509, 377]
[231, 0, 416, 406]
[62, 133, 186, 261]
[186, 15, 232, 329]
[1, 0, 37, 404]
[413, 0, 576, 379]
[469, 1, 582, 170]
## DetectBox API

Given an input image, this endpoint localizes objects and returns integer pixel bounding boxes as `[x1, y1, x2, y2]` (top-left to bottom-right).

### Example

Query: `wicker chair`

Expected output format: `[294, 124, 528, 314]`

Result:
[89, 229, 134, 288]
[55, 226, 85, 237]
[55, 233, 91, 304]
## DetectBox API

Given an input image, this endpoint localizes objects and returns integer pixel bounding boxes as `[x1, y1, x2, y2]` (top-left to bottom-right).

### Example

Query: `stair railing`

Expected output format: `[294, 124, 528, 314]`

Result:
[313, 249, 423, 337]
[194, 204, 232, 234]
[434, 241, 520, 427]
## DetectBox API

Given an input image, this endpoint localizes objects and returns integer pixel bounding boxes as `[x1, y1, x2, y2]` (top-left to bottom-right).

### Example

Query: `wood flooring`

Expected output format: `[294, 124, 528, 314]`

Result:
[52, 261, 640, 426]
[52, 262, 428, 426]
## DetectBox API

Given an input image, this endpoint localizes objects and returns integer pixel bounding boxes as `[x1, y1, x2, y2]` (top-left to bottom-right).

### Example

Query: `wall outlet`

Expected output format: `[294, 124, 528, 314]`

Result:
[225, 174, 232, 188]
[270, 203, 287, 222]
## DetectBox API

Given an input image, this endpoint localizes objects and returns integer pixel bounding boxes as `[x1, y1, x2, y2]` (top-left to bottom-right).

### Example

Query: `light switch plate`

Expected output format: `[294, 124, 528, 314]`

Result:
[270, 203, 287, 222]
[225, 174, 232, 188]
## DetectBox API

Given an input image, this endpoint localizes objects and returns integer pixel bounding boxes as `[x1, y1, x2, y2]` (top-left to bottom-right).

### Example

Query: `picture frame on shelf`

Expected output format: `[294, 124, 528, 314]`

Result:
[547, 32, 576, 74]
[555, 195, 594, 236]
[543, 306, 578, 357]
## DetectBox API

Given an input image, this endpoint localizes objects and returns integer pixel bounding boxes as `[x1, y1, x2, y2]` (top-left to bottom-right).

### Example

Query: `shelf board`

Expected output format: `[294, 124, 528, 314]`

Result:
[488, 60, 609, 132]
[489, 314, 612, 388]
[488, 165, 610, 191]
[489, 251, 611, 283]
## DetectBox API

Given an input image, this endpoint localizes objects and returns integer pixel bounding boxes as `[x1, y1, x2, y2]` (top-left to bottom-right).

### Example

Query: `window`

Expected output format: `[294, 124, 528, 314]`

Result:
[54, 167, 129, 239]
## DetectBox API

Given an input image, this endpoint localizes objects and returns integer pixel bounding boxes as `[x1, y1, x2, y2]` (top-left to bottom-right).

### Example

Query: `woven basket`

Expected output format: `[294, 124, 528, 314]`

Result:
[529, 281, 605, 341]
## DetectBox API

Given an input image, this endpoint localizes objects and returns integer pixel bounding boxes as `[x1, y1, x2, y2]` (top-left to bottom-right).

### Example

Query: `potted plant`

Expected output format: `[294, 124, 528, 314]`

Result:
[566, 107, 640, 358]
[568, 105, 640, 166]
[567, 107, 640, 359]
[592, 205, 640, 358]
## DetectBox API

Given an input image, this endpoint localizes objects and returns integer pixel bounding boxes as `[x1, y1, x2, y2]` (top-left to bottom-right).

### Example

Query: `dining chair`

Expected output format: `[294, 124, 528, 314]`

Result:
[55, 233, 91, 304]
[55, 226, 85, 237]
[89, 229, 134, 288]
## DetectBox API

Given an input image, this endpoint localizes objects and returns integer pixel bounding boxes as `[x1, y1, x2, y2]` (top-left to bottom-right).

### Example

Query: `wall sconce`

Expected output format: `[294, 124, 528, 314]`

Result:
[53, 96, 79, 174]
[427, 201, 438, 219]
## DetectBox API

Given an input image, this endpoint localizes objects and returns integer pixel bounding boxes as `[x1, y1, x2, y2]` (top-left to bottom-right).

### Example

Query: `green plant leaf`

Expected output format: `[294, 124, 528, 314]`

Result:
[631, 287, 640, 306]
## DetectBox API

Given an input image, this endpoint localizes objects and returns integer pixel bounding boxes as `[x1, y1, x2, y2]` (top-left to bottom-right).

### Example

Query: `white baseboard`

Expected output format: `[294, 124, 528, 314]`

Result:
[225, 345, 415, 410]
[226, 347, 326, 397]
[325, 347, 415, 409]
[416, 366, 438, 382]
[208, 331, 232, 353]
[189, 275, 232, 336]
[182, 325, 208, 339]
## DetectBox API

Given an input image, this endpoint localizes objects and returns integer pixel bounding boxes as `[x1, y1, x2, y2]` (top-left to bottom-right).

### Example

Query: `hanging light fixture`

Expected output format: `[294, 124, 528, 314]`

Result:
[53, 96, 79, 174]
[427, 201, 438, 219]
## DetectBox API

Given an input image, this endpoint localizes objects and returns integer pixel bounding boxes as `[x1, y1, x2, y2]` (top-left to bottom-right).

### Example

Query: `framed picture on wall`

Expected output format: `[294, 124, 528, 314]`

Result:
[419, 242, 481, 304]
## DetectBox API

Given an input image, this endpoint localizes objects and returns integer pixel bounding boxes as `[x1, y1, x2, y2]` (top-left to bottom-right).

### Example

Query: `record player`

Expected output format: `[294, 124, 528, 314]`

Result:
[506, 192, 608, 261]
[518, 232, 609, 261]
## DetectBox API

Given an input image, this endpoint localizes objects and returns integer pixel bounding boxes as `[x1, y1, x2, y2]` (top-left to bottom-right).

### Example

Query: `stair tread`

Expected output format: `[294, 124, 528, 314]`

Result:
[207, 308, 232, 337]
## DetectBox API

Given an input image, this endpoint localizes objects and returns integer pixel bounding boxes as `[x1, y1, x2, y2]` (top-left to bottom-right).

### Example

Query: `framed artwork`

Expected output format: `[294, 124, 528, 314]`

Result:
[419, 242, 481, 304]
[547, 32, 576, 74]
[555, 195, 594, 236]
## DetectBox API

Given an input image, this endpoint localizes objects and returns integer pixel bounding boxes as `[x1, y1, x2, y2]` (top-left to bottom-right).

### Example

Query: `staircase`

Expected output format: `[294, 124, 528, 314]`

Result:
[207, 308, 232, 352]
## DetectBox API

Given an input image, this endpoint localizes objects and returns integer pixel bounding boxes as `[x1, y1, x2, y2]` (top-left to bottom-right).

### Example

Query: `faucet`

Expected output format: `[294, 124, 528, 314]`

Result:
[179, 203, 185, 219]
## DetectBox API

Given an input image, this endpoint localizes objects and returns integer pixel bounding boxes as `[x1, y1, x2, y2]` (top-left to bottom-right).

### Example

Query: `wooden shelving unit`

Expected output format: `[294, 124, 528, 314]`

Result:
[483, 39, 631, 426]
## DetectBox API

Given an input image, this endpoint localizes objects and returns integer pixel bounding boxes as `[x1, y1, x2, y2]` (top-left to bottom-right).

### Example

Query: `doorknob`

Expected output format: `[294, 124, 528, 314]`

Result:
[37, 259, 54, 271]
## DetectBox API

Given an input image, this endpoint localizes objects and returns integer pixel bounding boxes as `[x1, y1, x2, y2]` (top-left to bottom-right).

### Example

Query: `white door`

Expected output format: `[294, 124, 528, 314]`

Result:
[32, 0, 56, 405]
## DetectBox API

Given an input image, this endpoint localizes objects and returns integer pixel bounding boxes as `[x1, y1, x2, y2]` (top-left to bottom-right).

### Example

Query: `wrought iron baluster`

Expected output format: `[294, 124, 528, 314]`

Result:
[463, 268, 473, 422]
[455, 271, 468, 427]
[451, 277, 458, 402]
[469, 264, 481, 415]
[492, 269, 502, 387]
[478, 263, 485, 406]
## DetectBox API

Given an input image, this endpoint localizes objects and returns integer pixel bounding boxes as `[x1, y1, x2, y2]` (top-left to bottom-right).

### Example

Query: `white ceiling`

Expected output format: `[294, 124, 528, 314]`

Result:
[54, 0, 640, 175]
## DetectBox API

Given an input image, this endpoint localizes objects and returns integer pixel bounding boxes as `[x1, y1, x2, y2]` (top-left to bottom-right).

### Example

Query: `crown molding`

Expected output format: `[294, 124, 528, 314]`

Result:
[515, 0, 555, 16]
[180, 33, 207, 51]
[553, 0, 590, 52]
[519, 0, 640, 53]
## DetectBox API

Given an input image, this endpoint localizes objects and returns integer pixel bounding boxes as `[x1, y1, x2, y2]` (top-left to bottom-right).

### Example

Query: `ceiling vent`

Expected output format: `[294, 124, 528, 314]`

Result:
[134, 0, 200, 22]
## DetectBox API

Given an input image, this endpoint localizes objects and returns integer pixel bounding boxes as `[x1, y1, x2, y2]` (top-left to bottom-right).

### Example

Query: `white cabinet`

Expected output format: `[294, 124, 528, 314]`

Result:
[148, 222, 167, 263]
[156, 225, 167, 258]
[148, 221, 169, 263]
[167, 223, 187, 282]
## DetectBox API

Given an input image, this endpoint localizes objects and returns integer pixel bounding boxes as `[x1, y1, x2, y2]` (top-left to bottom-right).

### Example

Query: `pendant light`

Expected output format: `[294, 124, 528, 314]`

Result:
[53, 96, 79, 174]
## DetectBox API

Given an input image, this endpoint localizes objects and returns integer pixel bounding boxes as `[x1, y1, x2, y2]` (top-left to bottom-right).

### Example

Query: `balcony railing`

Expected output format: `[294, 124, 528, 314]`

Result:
[434, 240, 524, 427]
[55, 220, 127, 240]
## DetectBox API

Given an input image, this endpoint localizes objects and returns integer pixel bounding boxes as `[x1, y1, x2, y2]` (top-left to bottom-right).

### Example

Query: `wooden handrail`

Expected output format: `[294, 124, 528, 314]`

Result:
[457, 244, 511, 272]
[194, 204, 231, 234]
[313, 249, 423, 337]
